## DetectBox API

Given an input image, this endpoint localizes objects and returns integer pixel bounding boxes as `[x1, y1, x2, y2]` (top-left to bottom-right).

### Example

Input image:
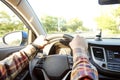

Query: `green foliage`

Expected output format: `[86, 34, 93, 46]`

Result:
[65, 18, 82, 32]
[0, 11, 24, 36]
[95, 15, 118, 33]
[41, 15, 87, 33]
[113, 6, 120, 17]
[41, 16, 58, 33]
[95, 6, 120, 34]
[0, 11, 87, 36]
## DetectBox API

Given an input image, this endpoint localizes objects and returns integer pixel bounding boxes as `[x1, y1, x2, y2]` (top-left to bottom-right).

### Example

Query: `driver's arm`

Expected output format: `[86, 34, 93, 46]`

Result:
[69, 35, 98, 80]
[0, 35, 47, 80]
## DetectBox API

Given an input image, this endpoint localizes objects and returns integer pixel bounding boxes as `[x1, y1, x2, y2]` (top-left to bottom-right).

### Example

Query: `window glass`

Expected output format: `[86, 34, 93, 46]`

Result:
[0, 2, 28, 47]
[29, 0, 120, 38]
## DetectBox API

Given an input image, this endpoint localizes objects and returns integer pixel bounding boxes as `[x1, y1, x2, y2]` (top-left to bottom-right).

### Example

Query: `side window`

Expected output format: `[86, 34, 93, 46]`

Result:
[0, 2, 28, 47]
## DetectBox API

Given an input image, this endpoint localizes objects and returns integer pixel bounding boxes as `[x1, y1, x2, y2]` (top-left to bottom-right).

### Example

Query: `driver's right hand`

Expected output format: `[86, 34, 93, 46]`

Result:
[69, 35, 88, 59]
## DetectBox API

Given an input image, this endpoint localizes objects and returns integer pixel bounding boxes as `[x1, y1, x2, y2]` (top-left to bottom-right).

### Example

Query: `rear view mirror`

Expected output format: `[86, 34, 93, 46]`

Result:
[2, 31, 28, 46]
[99, 0, 120, 5]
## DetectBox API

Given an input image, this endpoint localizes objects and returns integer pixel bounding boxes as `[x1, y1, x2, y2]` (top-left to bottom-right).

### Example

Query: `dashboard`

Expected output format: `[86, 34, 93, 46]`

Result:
[34, 36, 120, 80]
[88, 39, 120, 80]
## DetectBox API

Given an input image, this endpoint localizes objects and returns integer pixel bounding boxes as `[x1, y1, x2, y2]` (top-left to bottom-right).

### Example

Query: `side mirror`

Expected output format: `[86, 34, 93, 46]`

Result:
[2, 31, 28, 46]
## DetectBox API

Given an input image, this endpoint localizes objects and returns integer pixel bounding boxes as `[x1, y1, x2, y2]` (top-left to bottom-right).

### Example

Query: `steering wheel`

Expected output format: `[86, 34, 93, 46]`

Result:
[29, 34, 74, 80]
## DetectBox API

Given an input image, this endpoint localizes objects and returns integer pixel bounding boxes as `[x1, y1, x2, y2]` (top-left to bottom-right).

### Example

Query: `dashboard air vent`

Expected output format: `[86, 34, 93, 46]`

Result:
[92, 47, 104, 61]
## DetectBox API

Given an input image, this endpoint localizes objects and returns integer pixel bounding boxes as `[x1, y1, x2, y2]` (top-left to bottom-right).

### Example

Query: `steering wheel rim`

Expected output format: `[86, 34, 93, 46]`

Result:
[44, 34, 73, 56]
[31, 34, 73, 80]
[45, 34, 73, 44]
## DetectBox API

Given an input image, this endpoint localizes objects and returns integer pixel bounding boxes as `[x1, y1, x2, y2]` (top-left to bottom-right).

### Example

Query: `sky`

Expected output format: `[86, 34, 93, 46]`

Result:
[28, 0, 100, 17]
[28, 0, 101, 29]
[0, 0, 116, 29]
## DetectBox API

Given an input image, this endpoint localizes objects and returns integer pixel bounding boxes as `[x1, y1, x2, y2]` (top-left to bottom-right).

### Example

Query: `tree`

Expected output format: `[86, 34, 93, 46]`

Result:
[0, 11, 24, 36]
[41, 15, 58, 33]
[113, 6, 120, 17]
[41, 15, 87, 33]
[95, 6, 120, 34]
[95, 9, 118, 33]
[95, 15, 118, 33]
[65, 18, 84, 32]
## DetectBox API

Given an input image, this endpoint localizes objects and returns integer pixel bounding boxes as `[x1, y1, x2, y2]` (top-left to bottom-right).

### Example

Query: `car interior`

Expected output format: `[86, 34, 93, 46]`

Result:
[1, 0, 120, 80]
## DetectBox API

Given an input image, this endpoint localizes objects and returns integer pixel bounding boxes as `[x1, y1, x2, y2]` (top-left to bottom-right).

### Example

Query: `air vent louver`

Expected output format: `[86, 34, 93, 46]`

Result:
[92, 47, 104, 61]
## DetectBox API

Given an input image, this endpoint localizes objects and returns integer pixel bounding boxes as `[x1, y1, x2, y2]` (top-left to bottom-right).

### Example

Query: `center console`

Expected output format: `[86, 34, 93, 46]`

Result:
[90, 46, 120, 72]
[87, 38, 120, 79]
[106, 50, 120, 71]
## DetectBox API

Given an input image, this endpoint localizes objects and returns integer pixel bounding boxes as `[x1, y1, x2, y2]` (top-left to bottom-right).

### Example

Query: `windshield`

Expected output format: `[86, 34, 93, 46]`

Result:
[28, 0, 120, 38]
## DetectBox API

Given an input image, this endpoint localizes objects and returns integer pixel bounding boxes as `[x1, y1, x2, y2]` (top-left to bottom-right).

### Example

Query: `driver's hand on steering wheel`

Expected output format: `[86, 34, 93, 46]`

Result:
[32, 35, 48, 49]
[69, 35, 88, 60]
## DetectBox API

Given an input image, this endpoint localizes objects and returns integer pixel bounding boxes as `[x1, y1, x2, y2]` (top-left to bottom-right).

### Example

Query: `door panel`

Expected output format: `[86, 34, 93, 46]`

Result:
[0, 46, 25, 60]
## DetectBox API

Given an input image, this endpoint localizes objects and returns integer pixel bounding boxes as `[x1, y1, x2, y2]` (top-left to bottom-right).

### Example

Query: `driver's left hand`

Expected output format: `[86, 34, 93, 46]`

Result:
[32, 35, 48, 49]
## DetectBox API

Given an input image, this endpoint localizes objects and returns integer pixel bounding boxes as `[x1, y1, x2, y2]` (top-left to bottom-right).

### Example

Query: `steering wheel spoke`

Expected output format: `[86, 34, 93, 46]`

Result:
[67, 56, 73, 69]
[30, 34, 74, 80]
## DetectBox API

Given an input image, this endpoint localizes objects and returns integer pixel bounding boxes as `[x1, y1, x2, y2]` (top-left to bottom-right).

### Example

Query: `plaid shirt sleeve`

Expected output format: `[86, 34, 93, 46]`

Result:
[71, 48, 98, 80]
[0, 45, 36, 80]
